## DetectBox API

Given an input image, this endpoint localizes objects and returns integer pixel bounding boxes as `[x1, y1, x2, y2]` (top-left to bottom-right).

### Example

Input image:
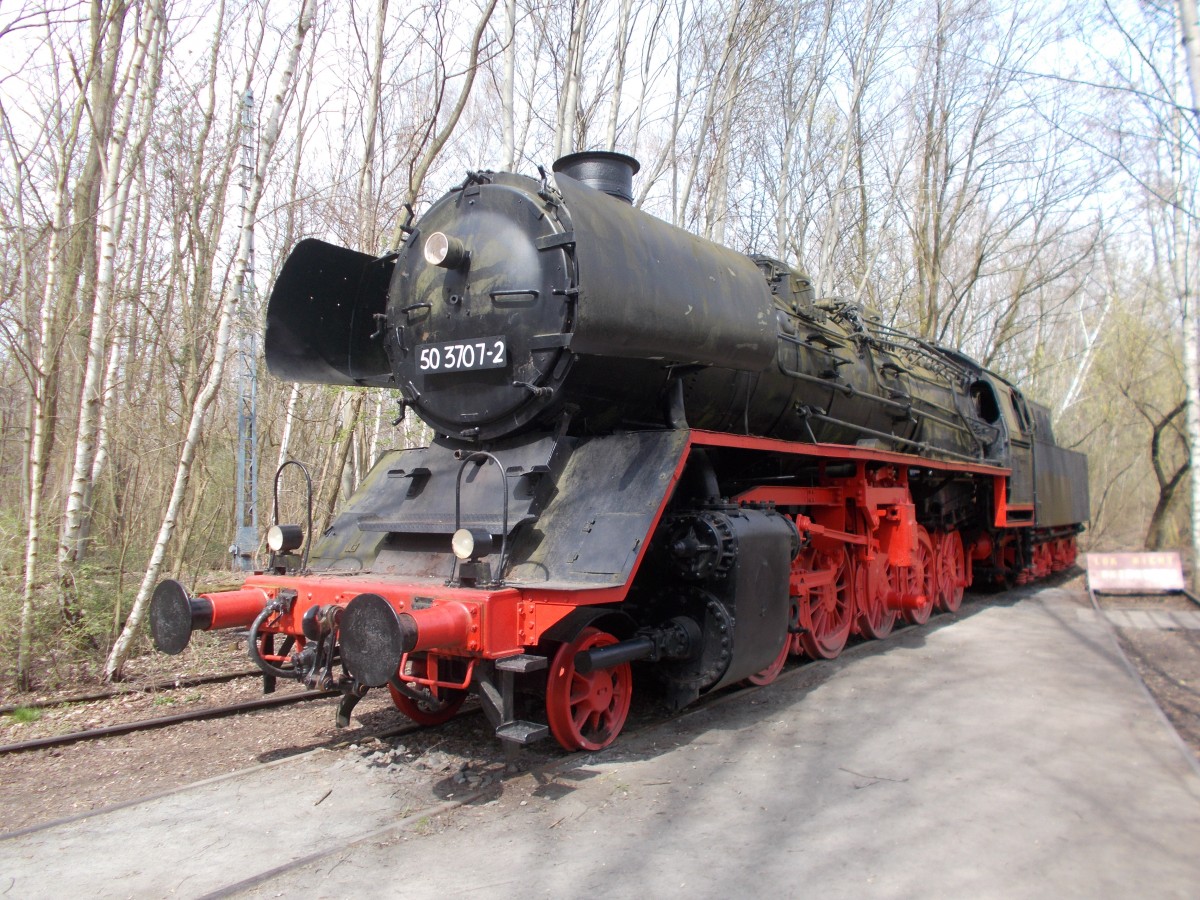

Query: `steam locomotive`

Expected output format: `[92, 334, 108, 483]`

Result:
[150, 152, 1088, 751]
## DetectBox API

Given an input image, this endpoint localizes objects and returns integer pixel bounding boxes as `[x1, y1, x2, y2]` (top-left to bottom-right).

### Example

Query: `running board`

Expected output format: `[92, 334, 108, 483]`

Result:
[496, 721, 550, 745]
[494, 653, 551, 745]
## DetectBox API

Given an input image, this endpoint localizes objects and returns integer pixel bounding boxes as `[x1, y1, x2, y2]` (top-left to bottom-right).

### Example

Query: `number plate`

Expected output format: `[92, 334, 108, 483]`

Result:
[416, 337, 507, 373]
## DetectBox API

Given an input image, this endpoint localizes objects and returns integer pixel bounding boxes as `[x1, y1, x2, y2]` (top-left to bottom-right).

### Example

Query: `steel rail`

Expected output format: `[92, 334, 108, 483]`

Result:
[0, 669, 264, 717]
[0, 688, 337, 756]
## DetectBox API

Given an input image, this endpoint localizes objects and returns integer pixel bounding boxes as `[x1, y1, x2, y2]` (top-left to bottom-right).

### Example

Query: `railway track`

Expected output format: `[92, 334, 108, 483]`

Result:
[0, 669, 264, 717]
[0, 686, 339, 755]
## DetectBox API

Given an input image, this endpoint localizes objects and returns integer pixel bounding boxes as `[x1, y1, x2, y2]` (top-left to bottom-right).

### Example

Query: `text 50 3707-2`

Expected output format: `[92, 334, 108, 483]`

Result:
[416, 337, 507, 373]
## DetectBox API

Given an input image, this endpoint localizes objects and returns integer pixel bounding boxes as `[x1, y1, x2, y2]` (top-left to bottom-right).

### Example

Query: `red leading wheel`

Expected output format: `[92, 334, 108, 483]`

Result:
[799, 547, 854, 659]
[901, 527, 936, 626]
[935, 530, 965, 613]
[386, 654, 467, 726]
[546, 628, 633, 752]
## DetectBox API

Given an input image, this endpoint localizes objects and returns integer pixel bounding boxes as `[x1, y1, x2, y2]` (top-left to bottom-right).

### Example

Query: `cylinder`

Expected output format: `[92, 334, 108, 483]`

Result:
[339, 593, 418, 688]
[573, 636, 655, 674]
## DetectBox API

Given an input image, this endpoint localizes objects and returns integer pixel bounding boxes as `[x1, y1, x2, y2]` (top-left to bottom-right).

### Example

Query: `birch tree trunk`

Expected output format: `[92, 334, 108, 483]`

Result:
[700, 0, 777, 244]
[76, 306, 126, 560]
[785, 0, 835, 264]
[1180, 274, 1200, 587]
[554, 0, 588, 159]
[914, 0, 949, 334]
[677, 0, 743, 229]
[55, 0, 129, 482]
[1181, 0, 1200, 130]
[368, 391, 385, 466]
[1177, 0, 1200, 588]
[59, 3, 163, 590]
[500, 0, 517, 169]
[628, 2, 667, 157]
[277, 382, 303, 471]
[105, 0, 316, 680]
[272, 21, 315, 479]
[19, 191, 69, 689]
[604, 0, 634, 151]
[358, 0, 388, 251]
[322, 393, 366, 533]
[16, 27, 97, 687]
[321, 0, 389, 517]
[814, 4, 888, 297]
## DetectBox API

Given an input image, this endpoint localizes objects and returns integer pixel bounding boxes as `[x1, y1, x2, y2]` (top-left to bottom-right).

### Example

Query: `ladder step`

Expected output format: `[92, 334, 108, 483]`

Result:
[495, 653, 548, 674]
[496, 720, 550, 745]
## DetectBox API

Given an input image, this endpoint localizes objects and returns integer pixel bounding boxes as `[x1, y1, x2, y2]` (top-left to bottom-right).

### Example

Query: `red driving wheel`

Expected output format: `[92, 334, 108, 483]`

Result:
[935, 530, 965, 613]
[901, 527, 936, 626]
[857, 553, 898, 640]
[799, 547, 854, 659]
[853, 512, 896, 641]
[546, 628, 633, 752]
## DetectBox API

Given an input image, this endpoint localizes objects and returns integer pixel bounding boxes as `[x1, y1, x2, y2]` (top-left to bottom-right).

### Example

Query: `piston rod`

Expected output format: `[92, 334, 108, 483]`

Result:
[574, 636, 656, 674]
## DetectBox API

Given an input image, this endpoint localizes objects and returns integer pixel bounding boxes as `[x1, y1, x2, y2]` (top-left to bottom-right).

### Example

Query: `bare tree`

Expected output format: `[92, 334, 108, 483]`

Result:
[390, 0, 499, 247]
[553, 0, 589, 159]
[1177, 0, 1200, 585]
[603, 0, 634, 151]
[1088, 0, 1200, 577]
[500, 0, 517, 168]
[106, 0, 317, 680]
[12, 4, 113, 687]
[1137, 399, 1190, 550]
[59, 1, 165, 602]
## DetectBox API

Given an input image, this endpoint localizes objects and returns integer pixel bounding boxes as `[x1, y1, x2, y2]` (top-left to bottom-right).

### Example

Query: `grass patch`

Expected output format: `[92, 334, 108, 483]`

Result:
[8, 706, 42, 724]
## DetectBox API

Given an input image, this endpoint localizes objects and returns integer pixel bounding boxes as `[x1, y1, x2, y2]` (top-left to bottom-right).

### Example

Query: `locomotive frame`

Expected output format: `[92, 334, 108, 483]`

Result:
[150, 152, 1087, 752]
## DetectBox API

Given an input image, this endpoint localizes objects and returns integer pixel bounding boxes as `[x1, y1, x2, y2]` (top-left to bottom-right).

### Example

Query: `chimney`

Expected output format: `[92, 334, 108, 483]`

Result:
[552, 151, 641, 204]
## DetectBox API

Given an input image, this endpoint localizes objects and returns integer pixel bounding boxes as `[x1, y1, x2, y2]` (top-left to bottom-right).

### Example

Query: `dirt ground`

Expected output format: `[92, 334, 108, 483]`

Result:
[1116, 629, 1200, 751]
[0, 636, 459, 833]
[2, 578, 1198, 837]
[0, 633, 570, 835]
[1021, 577, 1200, 760]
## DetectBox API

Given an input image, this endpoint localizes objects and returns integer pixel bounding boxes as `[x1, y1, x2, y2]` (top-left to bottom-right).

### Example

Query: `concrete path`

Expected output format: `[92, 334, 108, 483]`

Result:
[5, 586, 1200, 899]
[0, 746, 439, 897]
